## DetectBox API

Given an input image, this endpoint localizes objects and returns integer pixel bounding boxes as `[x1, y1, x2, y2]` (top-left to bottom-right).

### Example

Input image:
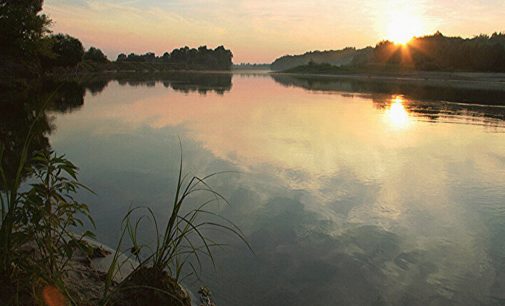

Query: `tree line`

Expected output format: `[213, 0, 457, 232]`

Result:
[271, 31, 505, 73]
[366, 31, 505, 72]
[270, 47, 373, 71]
[0, 0, 233, 86]
[0, 1, 108, 81]
[116, 46, 233, 70]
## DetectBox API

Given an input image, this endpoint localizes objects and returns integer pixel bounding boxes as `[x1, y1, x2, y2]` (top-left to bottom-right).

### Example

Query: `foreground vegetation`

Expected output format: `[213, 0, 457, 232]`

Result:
[0, 130, 249, 304]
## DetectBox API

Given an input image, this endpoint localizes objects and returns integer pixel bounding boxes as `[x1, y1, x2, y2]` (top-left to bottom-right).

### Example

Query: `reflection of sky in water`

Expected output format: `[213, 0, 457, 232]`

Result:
[49, 74, 505, 305]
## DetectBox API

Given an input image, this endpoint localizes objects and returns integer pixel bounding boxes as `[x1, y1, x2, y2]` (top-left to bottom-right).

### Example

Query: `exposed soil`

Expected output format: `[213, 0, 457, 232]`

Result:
[111, 267, 192, 306]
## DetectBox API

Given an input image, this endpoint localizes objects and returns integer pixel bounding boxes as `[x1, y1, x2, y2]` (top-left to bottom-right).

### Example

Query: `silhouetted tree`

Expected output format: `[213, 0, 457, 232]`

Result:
[44, 34, 84, 68]
[369, 32, 505, 72]
[0, 0, 50, 56]
[83, 46, 108, 63]
[116, 53, 127, 62]
[0, 0, 52, 79]
[161, 52, 170, 62]
[115, 46, 234, 70]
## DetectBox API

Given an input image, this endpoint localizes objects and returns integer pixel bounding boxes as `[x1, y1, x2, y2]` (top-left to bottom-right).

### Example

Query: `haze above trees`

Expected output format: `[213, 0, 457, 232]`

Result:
[271, 47, 373, 71]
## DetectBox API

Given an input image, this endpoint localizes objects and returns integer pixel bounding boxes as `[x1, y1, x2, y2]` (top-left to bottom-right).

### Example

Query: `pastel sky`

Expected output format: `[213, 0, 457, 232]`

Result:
[44, 0, 505, 63]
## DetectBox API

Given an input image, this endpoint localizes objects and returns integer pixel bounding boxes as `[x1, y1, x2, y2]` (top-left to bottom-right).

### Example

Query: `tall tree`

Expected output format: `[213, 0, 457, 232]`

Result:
[44, 34, 84, 68]
[0, 0, 50, 56]
[83, 46, 108, 63]
[0, 0, 52, 79]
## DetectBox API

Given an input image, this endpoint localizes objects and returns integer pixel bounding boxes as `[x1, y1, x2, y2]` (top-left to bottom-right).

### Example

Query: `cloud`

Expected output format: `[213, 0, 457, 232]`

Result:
[44, 0, 505, 62]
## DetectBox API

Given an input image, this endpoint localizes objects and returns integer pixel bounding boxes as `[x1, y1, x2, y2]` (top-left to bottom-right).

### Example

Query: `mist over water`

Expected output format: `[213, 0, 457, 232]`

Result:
[42, 73, 505, 306]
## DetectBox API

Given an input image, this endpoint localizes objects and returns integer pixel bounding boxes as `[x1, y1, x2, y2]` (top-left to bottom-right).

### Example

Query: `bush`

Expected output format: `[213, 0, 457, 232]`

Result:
[0, 145, 94, 304]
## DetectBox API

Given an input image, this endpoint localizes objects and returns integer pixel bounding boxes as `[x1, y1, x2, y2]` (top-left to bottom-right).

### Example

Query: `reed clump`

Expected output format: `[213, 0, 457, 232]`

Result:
[101, 150, 251, 306]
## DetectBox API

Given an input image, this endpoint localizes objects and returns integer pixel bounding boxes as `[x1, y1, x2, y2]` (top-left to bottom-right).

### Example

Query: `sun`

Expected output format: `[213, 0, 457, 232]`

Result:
[386, 11, 424, 45]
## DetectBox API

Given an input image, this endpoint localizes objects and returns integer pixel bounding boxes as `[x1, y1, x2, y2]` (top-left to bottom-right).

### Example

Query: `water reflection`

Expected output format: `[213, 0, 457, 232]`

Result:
[96, 72, 232, 95]
[271, 74, 505, 105]
[384, 96, 412, 129]
[4, 73, 505, 305]
[0, 73, 232, 189]
[273, 74, 505, 130]
[0, 80, 87, 190]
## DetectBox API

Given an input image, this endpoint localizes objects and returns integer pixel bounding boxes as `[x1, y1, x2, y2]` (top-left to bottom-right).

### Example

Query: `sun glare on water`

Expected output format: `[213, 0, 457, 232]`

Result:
[385, 96, 411, 129]
[386, 11, 424, 44]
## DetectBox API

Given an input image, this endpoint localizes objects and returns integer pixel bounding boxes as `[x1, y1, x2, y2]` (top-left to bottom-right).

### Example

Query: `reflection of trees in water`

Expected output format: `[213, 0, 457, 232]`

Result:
[0, 90, 51, 190]
[0, 80, 89, 190]
[271, 74, 505, 127]
[47, 81, 85, 113]
[111, 72, 233, 95]
[372, 95, 505, 128]
[0, 73, 233, 189]
[81, 79, 110, 96]
[272, 74, 505, 105]
[53, 72, 233, 95]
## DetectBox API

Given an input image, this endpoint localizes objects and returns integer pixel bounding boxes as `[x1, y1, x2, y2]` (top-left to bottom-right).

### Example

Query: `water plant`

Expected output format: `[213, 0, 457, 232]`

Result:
[20, 150, 95, 282]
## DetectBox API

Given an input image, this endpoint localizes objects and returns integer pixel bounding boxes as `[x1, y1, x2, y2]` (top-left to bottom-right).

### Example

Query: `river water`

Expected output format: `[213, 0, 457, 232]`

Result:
[9, 72, 505, 305]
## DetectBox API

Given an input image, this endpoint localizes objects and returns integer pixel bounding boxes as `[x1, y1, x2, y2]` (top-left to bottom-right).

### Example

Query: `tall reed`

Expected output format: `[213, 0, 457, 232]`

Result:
[101, 148, 252, 305]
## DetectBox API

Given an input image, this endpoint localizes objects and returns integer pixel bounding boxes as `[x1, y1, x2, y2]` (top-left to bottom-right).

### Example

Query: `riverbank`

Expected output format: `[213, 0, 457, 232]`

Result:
[271, 70, 505, 92]
[60, 64, 505, 92]
[45, 61, 234, 77]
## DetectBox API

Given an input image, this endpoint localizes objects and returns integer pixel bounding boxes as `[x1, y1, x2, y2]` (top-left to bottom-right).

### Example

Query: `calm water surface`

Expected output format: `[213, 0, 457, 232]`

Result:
[44, 73, 505, 305]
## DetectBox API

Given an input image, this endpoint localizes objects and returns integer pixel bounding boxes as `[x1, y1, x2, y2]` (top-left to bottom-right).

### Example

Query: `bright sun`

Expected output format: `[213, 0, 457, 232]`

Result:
[386, 12, 424, 44]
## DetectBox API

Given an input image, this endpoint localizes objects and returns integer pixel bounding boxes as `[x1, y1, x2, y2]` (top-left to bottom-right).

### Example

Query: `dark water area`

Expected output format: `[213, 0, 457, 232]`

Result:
[2, 72, 505, 305]
[272, 74, 505, 105]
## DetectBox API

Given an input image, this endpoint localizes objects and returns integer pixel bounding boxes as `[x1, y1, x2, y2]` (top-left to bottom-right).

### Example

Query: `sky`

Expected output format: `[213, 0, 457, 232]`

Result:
[44, 0, 505, 63]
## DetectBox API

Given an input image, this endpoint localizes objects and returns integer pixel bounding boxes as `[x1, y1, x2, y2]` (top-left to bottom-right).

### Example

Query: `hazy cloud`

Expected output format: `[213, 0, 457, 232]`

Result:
[45, 0, 505, 62]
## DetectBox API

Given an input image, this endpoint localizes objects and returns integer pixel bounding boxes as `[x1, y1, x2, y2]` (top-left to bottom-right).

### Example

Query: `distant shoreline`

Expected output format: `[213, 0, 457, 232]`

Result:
[270, 70, 505, 92]
[42, 65, 505, 92]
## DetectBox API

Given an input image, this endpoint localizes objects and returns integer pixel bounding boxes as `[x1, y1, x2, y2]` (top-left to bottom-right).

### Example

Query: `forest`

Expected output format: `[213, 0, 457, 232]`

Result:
[368, 32, 505, 72]
[116, 46, 233, 70]
[272, 32, 505, 73]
